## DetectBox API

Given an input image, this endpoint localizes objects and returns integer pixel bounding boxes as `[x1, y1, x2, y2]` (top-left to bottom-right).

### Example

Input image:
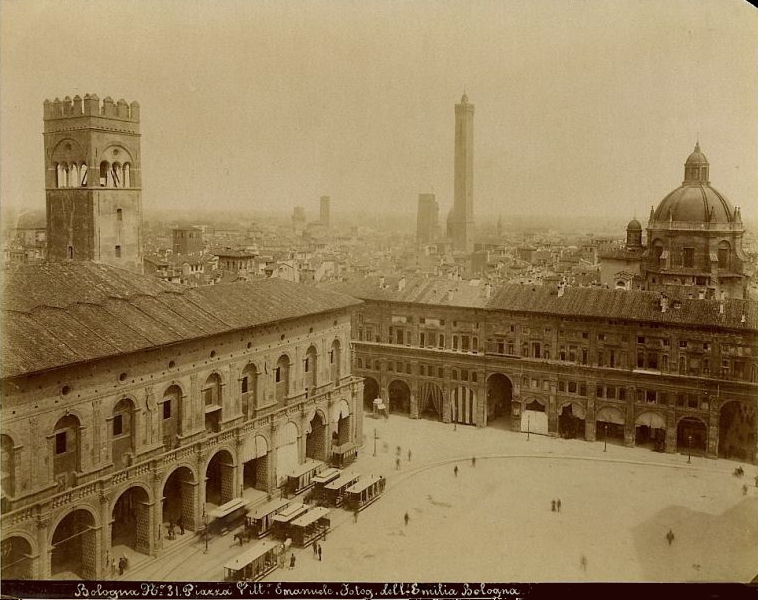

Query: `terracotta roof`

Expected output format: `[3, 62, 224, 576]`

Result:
[321, 276, 758, 331]
[2, 262, 360, 378]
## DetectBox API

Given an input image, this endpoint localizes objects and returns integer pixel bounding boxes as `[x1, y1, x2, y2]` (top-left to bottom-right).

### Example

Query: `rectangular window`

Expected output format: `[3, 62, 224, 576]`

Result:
[558, 381, 565, 392]
[419, 333, 425, 348]
[619, 389, 626, 401]
[606, 385, 615, 399]
[438, 334, 445, 348]
[472, 372, 478, 383]
[596, 385, 604, 398]
[113, 414, 123, 436]
[683, 247, 695, 268]
[646, 390, 657, 404]
[679, 340, 687, 349]
[579, 384, 587, 396]
[163, 400, 171, 419]
[461, 336, 470, 351]
[55, 431, 67, 454]
[531, 378, 538, 389]
[637, 336, 645, 344]
[438, 367, 443, 378]
[568, 381, 577, 394]
[461, 370, 469, 382]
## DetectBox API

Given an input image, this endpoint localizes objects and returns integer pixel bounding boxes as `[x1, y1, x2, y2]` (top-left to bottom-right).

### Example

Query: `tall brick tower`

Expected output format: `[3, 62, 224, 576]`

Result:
[452, 92, 474, 252]
[44, 94, 143, 272]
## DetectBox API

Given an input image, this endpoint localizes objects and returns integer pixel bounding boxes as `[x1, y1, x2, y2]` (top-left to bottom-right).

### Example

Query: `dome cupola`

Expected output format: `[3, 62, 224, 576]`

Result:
[683, 141, 709, 184]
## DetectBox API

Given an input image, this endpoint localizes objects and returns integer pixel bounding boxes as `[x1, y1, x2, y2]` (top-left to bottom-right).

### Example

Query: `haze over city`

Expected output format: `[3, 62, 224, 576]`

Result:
[2, 0, 757, 224]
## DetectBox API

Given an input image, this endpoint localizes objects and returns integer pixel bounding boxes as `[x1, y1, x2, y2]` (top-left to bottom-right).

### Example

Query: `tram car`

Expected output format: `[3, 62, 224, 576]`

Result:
[283, 459, 325, 497]
[245, 497, 290, 538]
[330, 441, 358, 468]
[223, 540, 279, 581]
[289, 507, 331, 547]
[270, 502, 308, 540]
[208, 498, 249, 535]
[310, 468, 341, 503]
[322, 471, 360, 507]
[344, 475, 386, 512]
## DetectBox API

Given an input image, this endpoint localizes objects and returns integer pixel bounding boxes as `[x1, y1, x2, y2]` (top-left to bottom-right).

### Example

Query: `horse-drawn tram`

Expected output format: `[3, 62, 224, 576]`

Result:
[245, 497, 291, 538]
[330, 441, 358, 468]
[344, 475, 386, 511]
[289, 507, 331, 547]
[322, 472, 360, 507]
[270, 502, 308, 540]
[223, 540, 279, 582]
[283, 459, 324, 497]
[208, 497, 249, 535]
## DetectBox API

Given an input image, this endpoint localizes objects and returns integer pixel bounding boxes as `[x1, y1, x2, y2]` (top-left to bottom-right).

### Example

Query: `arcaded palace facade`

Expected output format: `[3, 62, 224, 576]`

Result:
[0, 95, 363, 580]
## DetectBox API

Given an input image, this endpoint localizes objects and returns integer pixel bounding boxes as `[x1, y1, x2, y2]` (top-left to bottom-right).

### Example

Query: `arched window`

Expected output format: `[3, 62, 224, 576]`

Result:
[56, 163, 68, 188]
[123, 163, 131, 187]
[68, 164, 79, 188]
[717, 241, 731, 270]
[99, 161, 110, 187]
[111, 162, 122, 187]
[79, 163, 87, 186]
[275, 355, 290, 402]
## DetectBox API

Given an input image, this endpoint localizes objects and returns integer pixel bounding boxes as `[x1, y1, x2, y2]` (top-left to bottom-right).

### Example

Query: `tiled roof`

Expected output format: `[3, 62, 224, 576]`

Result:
[2, 262, 360, 378]
[321, 276, 758, 331]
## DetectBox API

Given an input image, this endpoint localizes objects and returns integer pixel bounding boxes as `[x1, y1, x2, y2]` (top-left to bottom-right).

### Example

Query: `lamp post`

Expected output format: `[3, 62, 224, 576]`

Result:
[203, 507, 209, 554]
[687, 435, 692, 464]
[527, 415, 530, 441]
[373, 428, 378, 457]
[604, 423, 608, 452]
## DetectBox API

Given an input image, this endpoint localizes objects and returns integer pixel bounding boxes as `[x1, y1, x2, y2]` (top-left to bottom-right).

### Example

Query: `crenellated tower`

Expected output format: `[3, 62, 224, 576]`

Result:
[44, 94, 143, 272]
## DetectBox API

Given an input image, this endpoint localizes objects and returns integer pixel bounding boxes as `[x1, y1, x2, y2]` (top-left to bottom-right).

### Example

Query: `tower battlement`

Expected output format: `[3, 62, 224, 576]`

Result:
[43, 95, 140, 130]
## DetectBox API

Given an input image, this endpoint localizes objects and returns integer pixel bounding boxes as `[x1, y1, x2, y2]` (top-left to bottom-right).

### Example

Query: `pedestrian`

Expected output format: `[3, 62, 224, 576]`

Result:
[353, 508, 359, 524]
[743, 484, 748, 496]
[404, 512, 409, 526]
[290, 553, 296, 570]
[472, 456, 476, 467]
[118, 557, 124, 576]
[454, 465, 459, 477]
[317, 544, 322, 561]
[178, 516, 184, 535]
[397, 445, 401, 456]
[580, 555, 587, 572]
[313, 541, 318, 557]
[666, 529, 675, 545]
[396, 457, 401, 470]
[551, 500, 556, 512]
[408, 449, 412, 462]
[557, 499, 561, 512]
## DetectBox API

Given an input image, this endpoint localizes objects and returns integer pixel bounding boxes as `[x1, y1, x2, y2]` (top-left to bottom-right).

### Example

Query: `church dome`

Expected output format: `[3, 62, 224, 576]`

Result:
[651, 143, 737, 224]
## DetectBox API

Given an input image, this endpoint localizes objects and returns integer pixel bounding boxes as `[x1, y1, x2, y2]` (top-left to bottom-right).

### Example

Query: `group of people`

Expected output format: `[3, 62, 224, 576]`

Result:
[109, 555, 129, 577]
[551, 499, 562, 512]
[395, 446, 412, 470]
[166, 517, 185, 540]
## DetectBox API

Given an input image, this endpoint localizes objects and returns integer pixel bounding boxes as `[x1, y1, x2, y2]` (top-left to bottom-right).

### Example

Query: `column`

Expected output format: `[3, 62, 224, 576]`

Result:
[442, 382, 451, 424]
[267, 422, 278, 492]
[706, 409, 719, 459]
[36, 515, 51, 579]
[92, 399, 104, 469]
[409, 378, 419, 420]
[584, 396, 596, 442]
[354, 380, 364, 445]
[184, 478, 200, 531]
[476, 379, 486, 428]
[99, 491, 111, 578]
[135, 499, 154, 556]
[188, 374, 199, 433]
[220, 461, 236, 503]
[547, 394, 558, 435]
[624, 401, 635, 447]
[664, 411, 677, 454]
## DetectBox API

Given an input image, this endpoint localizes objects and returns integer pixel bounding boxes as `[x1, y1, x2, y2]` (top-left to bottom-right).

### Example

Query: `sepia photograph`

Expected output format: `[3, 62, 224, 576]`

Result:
[1, 0, 757, 597]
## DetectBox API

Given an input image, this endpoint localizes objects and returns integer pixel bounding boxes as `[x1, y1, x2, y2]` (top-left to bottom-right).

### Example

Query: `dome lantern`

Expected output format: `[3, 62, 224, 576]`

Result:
[683, 141, 709, 184]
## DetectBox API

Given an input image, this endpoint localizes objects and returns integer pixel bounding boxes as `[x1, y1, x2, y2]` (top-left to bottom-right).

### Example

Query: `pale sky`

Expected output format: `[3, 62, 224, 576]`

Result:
[1, 0, 757, 224]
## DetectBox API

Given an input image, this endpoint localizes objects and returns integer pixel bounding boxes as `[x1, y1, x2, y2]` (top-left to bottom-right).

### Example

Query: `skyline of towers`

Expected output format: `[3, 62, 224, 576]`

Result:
[450, 92, 475, 252]
[44, 94, 143, 273]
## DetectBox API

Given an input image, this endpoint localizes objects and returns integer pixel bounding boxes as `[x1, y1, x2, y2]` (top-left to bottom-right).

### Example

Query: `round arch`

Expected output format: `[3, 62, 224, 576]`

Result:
[110, 485, 151, 556]
[50, 507, 98, 579]
[486, 373, 513, 426]
[241, 434, 269, 493]
[677, 416, 707, 456]
[635, 410, 667, 451]
[205, 448, 235, 506]
[1, 533, 36, 579]
[419, 381, 444, 421]
[388, 379, 411, 414]
[306, 409, 328, 462]
[275, 421, 299, 486]
[362, 376, 380, 411]
[161, 465, 197, 532]
[558, 401, 586, 439]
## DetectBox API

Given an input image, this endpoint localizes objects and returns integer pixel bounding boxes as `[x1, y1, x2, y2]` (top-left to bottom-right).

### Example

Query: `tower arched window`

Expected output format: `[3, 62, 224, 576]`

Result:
[56, 163, 65, 188]
[68, 164, 79, 188]
[99, 161, 110, 187]
[79, 163, 87, 186]
[717, 241, 731, 270]
[123, 163, 131, 187]
[111, 162, 122, 187]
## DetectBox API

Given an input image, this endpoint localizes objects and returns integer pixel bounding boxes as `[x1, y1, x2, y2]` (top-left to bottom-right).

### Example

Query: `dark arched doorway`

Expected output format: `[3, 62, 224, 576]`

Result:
[306, 412, 327, 461]
[595, 406, 625, 446]
[363, 376, 380, 411]
[486, 374, 513, 428]
[205, 450, 235, 507]
[388, 380, 411, 414]
[162, 466, 196, 532]
[111, 486, 151, 556]
[719, 401, 756, 462]
[558, 403, 586, 439]
[635, 411, 666, 452]
[677, 417, 707, 457]
[51, 509, 96, 579]
[1, 536, 33, 579]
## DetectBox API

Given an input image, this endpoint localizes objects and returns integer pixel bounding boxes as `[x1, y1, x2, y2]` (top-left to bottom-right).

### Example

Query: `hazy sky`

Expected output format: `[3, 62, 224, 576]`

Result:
[1, 0, 757, 224]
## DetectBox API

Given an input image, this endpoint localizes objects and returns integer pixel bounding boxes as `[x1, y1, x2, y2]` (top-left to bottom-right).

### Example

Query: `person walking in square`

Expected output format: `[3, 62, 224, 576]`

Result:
[454, 465, 459, 477]
[408, 449, 412, 462]
[317, 543, 322, 561]
[290, 553, 296, 569]
[313, 541, 318, 558]
[666, 529, 675, 546]
[580, 555, 587, 572]
[472, 456, 476, 467]
[557, 499, 561, 512]
[404, 512, 409, 526]
[178, 516, 184, 535]
[353, 508, 359, 524]
[551, 500, 556, 512]
[396, 457, 401, 470]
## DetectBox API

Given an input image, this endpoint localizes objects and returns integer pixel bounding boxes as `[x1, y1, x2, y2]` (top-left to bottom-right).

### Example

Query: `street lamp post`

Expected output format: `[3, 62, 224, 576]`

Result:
[527, 415, 530, 441]
[373, 428, 378, 457]
[604, 423, 608, 452]
[687, 435, 692, 464]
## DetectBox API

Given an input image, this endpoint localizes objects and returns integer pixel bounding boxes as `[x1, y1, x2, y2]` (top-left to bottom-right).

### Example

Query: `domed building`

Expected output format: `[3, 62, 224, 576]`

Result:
[642, 143, 748, 299]
[598, 217, 646, 290]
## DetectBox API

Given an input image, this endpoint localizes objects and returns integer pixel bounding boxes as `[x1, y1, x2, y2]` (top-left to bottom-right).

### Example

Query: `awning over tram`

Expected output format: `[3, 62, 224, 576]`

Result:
[635, 411, 666, 429]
